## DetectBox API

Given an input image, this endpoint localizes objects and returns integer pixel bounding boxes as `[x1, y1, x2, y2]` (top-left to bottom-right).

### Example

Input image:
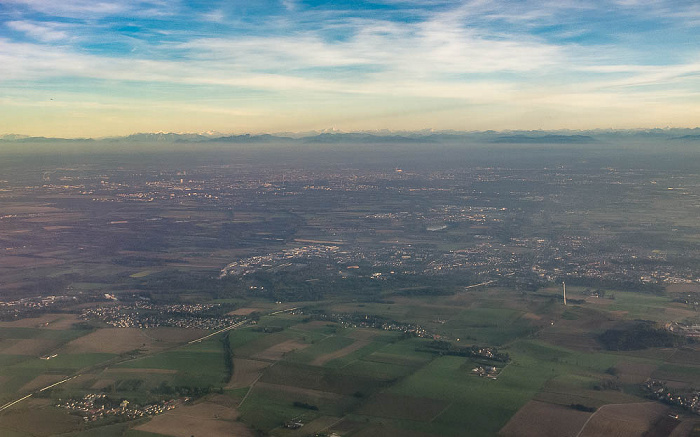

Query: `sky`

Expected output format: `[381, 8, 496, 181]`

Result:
[0, 0, 699, 137]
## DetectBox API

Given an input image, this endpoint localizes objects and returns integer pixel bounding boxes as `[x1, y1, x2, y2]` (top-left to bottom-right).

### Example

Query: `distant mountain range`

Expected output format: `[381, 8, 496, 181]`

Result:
[2, 129, 700, 144]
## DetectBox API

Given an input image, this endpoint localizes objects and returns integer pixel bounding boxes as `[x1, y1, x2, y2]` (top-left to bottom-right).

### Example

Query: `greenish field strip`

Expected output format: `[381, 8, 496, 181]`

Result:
[535, 388, 644, 408]
[459, 324, 535, 345]
[123, 431, 168, 437]
[87, 371, 175, 393]
[0, 327, 88, 341]
[652, 363, 700, 386]
[341, 359, 418, 380]
[61, 422, 134, 437]
[284, 327, 330, 344]
[225, 386, 249, 399]
[606, 292, 674, 319]
[114, 347, 228, 389]
[0, 428, 33, 437]
[254, 382, 356, 417]
[0, 368, 44, 402]
[124, 429, 176, 437]
[451, 307, 524, 325]
[239, 388, 323, 431]
[379, 338, 632, 437]
[324, 340, 390, 368]
[667, 348, 700, 365]
[116, 350, 225, 373]
[0, 354, 32, 366]
[612, 347, 677, 361]
[507, 340, 619, 372]
[440, 307, 534, 345]
[227, 327, 267, 350]
[231, 330, 310, 358]
[287, 321, 344, 336]
[260, 361, 386, 396]
[255, 314, 305, 329]
[325, 302, 424, 321]
[373, 337, 438, 360]
[361, 351, 430, 366]
[356, 393, 448, 422]
[286, 335, 355, 363]
[382, 356, 531, 435]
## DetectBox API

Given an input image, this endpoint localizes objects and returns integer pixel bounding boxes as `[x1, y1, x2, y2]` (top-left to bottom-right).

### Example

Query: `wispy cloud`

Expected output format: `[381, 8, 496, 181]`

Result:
[200, 9, 225, 23]
[6, 20, 69, 42]
[2, 0, 177, 19]
[2, 0, 128, 18]
[0, 0, 698, 135]
[281, 0, 297, 12]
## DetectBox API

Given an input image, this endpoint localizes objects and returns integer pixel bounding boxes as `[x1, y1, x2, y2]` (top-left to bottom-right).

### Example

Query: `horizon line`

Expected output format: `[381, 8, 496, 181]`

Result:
[3, 127, 700, 141]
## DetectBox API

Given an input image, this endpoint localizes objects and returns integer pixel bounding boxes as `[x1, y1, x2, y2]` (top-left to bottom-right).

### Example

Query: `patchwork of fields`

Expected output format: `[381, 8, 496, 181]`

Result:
[1, 287, 699, 436]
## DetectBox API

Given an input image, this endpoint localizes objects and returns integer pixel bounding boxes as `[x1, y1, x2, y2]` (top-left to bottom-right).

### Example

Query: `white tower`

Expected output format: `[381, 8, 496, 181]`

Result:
[563, 281, 567, 306]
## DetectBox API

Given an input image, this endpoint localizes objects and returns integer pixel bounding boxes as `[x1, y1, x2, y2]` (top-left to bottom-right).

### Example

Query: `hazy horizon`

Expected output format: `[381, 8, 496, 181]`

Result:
[2, 126, 700, 141]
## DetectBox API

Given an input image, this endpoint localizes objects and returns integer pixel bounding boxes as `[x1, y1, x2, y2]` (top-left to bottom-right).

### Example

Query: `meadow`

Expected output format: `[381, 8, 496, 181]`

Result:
[1, 283, 699, 436]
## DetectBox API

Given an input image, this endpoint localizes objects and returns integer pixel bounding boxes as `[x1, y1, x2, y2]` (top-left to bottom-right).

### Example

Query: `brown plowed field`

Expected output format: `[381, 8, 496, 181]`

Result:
[1, 338, 57, 355]
[616, 361, 658, 384]
[135, 399, 253, 437]
[578, 402, 669, 437]
[352, 424, 438, 437]
[253, 339, 309, 361]
[19, 374, 69, 392]
[311, 339, 369, 366]
[0, 314, 79, 329]
[499, 400, 592, 437]
[357, 393, 448, 422]
[62, 327, 206, 354]
[226, 358, 270, 389]
[255, 382, 346, 402]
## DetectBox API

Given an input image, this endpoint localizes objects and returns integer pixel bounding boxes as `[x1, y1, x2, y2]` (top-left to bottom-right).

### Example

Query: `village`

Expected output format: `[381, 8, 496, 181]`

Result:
[80, 302, 244, 330]
[56, 393, 180, 423]
[644, 380, 700, 415]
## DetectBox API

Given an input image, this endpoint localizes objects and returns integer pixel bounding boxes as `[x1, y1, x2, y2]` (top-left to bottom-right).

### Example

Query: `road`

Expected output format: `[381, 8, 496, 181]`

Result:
[268, 306, 299, 316]
[187, 319, 248, 344]
[464, 280, 495, 289]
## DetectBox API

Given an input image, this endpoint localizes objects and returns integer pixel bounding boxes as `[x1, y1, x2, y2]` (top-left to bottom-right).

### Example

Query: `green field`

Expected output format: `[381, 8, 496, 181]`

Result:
[1, 284, 699, 437]
[116, 349, 227, 388]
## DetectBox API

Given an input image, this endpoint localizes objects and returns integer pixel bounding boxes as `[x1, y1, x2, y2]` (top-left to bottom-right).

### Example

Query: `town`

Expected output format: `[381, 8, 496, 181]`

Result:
[56, 393, 179, 423]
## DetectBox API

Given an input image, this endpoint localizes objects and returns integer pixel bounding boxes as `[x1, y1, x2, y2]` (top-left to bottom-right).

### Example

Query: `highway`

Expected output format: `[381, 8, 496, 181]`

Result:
[187, 319, 248, 344]
[464, 280, 495, 289]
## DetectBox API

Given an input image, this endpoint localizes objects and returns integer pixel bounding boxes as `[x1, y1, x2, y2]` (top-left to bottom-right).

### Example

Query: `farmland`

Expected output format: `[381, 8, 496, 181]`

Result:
[4, 286, 700, 436]
[1, 142, 700, 435]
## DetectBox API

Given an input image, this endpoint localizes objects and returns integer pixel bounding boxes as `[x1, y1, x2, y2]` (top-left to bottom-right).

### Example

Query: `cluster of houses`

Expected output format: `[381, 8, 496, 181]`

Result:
[310, 311, 433, 338]
[283, 418, 304, 429]
[0, 295, 77, 320]
[472, 365, 499, 379]
[644, 379, 700, 415]
[80, 303, 243, 330]
[666, 322, 700, 338]
[56, 393, 178, 422]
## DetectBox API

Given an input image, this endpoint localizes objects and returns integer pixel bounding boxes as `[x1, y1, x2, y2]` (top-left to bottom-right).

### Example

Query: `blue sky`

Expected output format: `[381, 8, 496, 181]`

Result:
[0, 0, 698, 137]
